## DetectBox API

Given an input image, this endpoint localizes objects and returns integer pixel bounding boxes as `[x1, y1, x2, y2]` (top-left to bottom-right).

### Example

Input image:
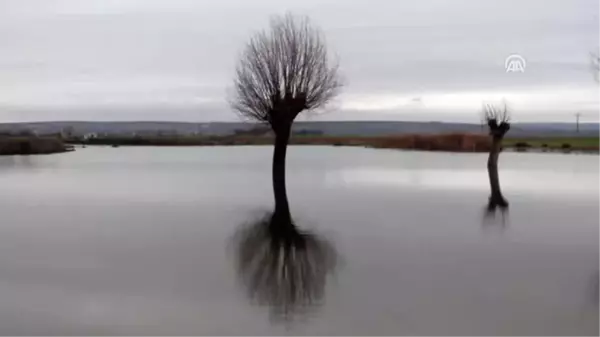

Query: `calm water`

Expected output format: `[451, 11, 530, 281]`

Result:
[0, 146, 598, 335]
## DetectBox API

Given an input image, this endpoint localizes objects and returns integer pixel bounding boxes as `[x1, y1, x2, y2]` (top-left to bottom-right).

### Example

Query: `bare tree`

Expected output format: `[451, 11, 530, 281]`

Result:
[483, 101, 511, 212]
[230, 14, 342, 223]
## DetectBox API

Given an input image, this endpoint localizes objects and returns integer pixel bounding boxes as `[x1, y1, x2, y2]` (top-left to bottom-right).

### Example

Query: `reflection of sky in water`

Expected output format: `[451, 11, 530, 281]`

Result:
[329, 168, 599, 196]
[0, 147, 597, 335]
[1, 148, 599, 202]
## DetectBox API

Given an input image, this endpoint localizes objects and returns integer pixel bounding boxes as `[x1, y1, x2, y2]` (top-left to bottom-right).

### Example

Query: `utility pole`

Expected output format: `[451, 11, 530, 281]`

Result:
[575, 112, 582, 134]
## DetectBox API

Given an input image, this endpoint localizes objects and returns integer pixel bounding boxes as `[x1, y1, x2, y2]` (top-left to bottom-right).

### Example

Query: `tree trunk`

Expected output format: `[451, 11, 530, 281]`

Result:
[272, 124, 292, 224]
[487, 137, 508, 207]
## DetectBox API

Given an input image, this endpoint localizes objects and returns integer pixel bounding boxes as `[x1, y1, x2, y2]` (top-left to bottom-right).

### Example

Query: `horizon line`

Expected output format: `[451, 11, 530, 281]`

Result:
[0, 120, 598, 125]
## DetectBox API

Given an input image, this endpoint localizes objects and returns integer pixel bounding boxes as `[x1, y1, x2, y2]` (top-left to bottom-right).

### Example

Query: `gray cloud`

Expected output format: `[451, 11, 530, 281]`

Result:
[0, 0, 598, 122]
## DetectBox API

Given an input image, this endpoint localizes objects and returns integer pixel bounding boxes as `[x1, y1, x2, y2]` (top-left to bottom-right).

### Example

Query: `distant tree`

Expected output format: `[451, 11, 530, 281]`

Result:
[230, 13, 342, 224]
[483, 101, 511, 211]
[61, 126, 75, 139]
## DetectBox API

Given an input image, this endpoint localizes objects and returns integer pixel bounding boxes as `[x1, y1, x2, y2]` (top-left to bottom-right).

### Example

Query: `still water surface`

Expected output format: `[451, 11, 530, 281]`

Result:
[0, 146, 598, 335]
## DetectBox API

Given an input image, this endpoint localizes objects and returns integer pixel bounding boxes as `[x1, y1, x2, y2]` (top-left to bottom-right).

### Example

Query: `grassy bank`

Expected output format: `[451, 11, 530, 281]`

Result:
[0, 136, 72, 155]
[74, 133, 492, 152]
[504, 137, 599, 152]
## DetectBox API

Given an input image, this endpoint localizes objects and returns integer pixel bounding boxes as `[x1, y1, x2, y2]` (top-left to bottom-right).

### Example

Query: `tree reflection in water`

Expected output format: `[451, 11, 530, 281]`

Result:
[482, 200, 509, 231]
[231, 211, 338, 323]
[588, 270, 598, 308]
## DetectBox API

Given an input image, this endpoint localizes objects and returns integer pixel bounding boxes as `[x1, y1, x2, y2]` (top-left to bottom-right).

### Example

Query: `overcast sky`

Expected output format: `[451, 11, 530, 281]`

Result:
[0, 0, 598, 123]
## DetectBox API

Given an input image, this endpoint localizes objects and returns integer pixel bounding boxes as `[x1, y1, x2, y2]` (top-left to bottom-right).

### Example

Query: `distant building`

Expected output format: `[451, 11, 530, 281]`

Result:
[83, 133, 98, 140]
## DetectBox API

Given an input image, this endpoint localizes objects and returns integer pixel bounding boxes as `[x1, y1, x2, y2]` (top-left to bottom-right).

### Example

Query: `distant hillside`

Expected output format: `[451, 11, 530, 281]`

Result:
[0, 121, 597, 138]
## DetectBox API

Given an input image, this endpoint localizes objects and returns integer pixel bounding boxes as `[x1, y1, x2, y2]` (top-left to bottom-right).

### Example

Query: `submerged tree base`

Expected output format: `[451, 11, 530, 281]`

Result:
[483, 196, 510, 229]
[487, 195, 509, 209]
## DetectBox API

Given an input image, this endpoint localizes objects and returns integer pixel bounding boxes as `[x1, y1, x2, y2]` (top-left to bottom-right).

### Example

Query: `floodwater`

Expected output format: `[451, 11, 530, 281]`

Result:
[0, 146, 597, 335]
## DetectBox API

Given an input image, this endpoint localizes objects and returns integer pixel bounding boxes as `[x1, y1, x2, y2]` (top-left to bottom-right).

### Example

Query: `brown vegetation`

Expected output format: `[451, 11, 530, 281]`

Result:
[359, 133, 491, 152]
[0, 136, 71, 155]
[76, 133, 493, 152]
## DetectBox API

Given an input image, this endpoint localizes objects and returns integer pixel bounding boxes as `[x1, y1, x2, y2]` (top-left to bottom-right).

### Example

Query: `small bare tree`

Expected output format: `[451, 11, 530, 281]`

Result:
[230, 14, 341, 223]
[484, 101, 511, 211]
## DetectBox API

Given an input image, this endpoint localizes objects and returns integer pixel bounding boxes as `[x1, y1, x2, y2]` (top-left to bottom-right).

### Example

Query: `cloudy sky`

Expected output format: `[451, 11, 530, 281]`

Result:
[0, 0, 598, 122]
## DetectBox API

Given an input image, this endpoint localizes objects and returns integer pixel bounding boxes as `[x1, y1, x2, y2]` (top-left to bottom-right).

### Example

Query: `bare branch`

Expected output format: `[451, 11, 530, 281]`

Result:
[230, 13, 342, 130]
[484, 101, 510, 123]
[483, 100, 511, 138]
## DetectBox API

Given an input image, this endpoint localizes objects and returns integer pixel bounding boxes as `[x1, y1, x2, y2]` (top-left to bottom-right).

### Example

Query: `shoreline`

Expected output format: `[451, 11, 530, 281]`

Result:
[67, 133, 598, 154]
[70, 140, 599, 155]
[69, 133, 492, 152]
[0, 137, 72, 156]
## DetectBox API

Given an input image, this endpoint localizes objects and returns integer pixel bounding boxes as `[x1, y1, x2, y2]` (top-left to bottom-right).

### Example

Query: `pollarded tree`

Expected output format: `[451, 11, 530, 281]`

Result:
[230, 14, 342, 224]
[484, 101, 511, 210]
